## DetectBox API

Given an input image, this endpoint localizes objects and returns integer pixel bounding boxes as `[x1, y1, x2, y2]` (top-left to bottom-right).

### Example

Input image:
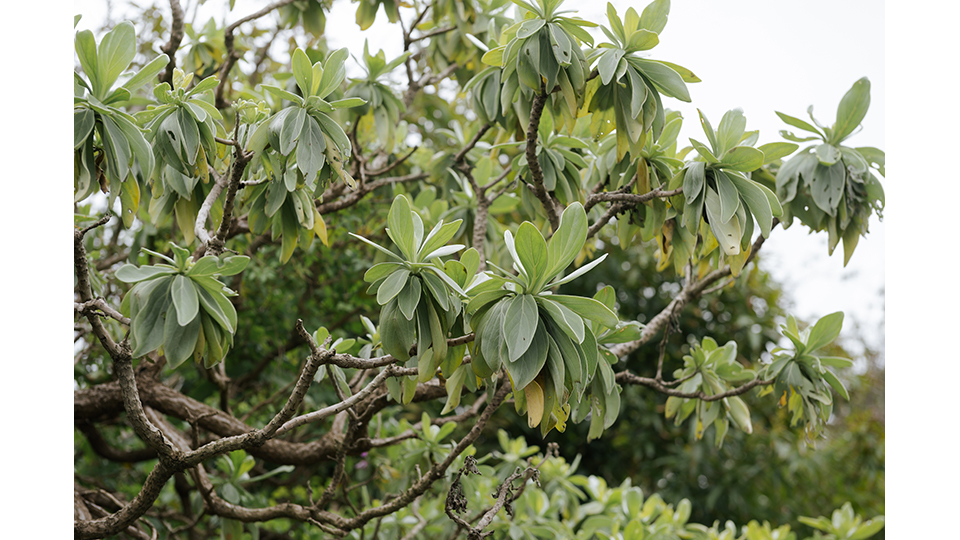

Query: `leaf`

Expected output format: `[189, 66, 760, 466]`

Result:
[280, 107, 306, 156]
[442, 365, 468, 414]
[598, 49, 626, 85]
[481, 46, 505, 67]
[815, 143, 841, 165]
[381, 300, 416, 362]
[196, 284, 236, 333]
[75, 30, 102, 97]
[517, 18, 545, 39]
[547, 253, 608, 289]
[503, 294, 540, 362]
[387, 195, 416, 260]
[714, 171, 741, 224]
[97, 21, 136, 93]
[548, 23, 572, 66]
[74, 109, 96, 150]
[833, 77, 871, 143]
[726, 396, 752, 434]
[524, 379, 545, 428]
[626, 29, 659, 51]
[397, 275, 421, 320]
[775, 111, 823, 137]
[546, 202, 587, 279]
[505, 319, 550, 391]
[716, 108, 746, 156]
[297, 117, 326, 180]
[811, 162, 846, 214]
[757, 142, 799, 165]
[632, 58, 690, 102]
[548, 295, 619, 329]
[262, 84, 304, 106]
[704, 188, 741, 256]
[727, 174, 774, 236]
[292, 48, 313, 96]
[122, 54, 170, 93]
[820, 368, 849, 400]
[517, 32, 542, 91]
[317, 48, 349, 99]
[689, 138, 718, 163]
[640, 0, 670, 34]
[719, 146, 764, 172]
[329, 98, 368, 109]
[377, 269, 410, 306]
[162, 302, 201, 368]
[418, 220, 463, 260]
[364, 262, 404, 283]
[682, 161, 705, 199]
[116, 264, 178, 283]
[806, 311, 844, 351]
[514, 222, 549, 290]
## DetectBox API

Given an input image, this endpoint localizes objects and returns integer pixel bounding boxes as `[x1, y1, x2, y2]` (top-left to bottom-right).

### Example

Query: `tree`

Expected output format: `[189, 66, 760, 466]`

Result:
[72, 1, 885, 538]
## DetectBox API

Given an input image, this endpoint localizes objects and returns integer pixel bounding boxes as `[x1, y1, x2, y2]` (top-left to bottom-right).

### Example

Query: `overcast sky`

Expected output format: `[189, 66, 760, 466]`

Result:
[74, 0, 886, 355]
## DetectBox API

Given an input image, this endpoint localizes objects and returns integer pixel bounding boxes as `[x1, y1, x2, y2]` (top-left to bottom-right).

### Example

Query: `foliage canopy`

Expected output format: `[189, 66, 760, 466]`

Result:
[73, 1, 885, 539]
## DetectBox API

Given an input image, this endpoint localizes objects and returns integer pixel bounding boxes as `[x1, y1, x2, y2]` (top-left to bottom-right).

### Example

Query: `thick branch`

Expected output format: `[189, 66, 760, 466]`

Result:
[207, 145, 253, 256]
[608, 223, 775, 360]
[525, 86, 561, 230]
[77, 421, 158, 463]
[586, 187, 683, 210]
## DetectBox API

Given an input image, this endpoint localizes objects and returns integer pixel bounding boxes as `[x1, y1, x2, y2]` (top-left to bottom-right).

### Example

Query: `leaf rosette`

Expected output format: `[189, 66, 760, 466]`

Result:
[468, 202, 626, 438]
[774, 77, 885, 266]
[117, 244, 249, 369]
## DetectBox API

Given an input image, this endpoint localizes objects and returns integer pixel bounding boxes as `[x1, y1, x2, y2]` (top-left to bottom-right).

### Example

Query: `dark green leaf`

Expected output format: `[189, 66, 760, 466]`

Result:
[505, 318, 549, 391]
[503, 294, 540, 362]
[163, 307, 201, 368]
[171, 275, 200, 325]
[397, 276, 421, 320]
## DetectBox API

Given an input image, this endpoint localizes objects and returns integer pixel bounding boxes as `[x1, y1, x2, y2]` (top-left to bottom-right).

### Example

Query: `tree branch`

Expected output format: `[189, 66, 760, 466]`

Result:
[525, 85, 561, 230]
[608, 222, 776, 360]
[159, 0, 185, 86]
[616, 371, 775, 401]
[215, 0, 300, 107]
[323, 379, 512, 532]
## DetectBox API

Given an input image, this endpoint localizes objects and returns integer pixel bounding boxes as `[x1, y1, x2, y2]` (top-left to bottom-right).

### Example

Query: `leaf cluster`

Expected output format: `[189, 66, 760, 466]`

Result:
[117, 244, 249, 368]
[758, 312, 851, 438]
[774, 78, 885, 266]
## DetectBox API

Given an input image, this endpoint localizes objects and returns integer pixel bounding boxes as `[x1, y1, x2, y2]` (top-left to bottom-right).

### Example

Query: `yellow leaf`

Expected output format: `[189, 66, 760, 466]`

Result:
[524, 380, 545, 428]
[120, 177, 140, 228]
[728, 245, 751, 277]
[313, 208, 329, 246]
